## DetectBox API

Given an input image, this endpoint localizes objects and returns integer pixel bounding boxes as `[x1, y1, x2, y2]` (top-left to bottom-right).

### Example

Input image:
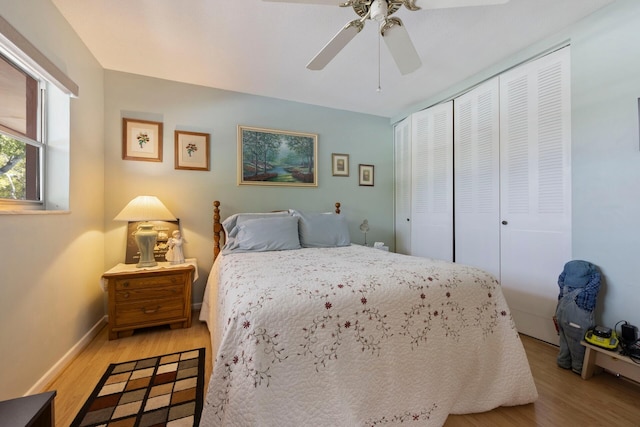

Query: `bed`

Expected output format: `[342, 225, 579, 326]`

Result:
[198, 201, 537, 426]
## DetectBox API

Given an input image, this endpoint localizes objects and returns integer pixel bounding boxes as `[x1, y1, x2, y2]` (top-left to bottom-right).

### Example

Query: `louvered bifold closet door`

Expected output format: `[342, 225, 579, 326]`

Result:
[410, 101, 454, 261]
[453, 78, 501, 280]
[394, 117, 412, 255]
[499, 47, 572, 345]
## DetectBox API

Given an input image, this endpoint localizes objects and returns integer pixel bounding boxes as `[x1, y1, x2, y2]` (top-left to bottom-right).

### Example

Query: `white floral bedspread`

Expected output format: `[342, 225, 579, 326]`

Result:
[199, 245, 537, 426]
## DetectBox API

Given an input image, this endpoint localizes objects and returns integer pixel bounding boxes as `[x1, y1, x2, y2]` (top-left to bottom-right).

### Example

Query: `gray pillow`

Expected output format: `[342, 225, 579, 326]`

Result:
[290, 210, 351, 248]
[222, 211, 290, 250]
[228, 216, 301, 253]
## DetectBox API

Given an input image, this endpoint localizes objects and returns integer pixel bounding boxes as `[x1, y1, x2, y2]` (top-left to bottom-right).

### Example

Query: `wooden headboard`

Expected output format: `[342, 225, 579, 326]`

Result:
[213, 201, 341, 261]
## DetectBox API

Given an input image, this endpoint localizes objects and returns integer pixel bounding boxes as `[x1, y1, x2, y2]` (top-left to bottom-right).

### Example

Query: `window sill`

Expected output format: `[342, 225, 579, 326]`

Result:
[0, 209, 70, 215]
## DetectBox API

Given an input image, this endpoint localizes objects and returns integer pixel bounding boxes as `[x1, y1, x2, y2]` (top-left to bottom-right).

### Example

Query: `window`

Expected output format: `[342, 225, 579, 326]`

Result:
[0, 15, 78, 212]
[0, 53, 42, 204]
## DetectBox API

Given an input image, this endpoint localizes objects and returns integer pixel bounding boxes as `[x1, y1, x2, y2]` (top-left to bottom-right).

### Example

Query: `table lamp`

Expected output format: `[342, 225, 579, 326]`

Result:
[359, 219, 369, 246]
[114, 195, 177, 267]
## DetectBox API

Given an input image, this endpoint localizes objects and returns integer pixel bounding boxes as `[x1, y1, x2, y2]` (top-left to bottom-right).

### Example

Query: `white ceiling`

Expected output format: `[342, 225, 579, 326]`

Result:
[51, 0, 613, 118]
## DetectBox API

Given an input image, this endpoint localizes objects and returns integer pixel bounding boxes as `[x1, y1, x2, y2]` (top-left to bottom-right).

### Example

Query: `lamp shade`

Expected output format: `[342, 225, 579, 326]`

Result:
[114, 196, 176, 222]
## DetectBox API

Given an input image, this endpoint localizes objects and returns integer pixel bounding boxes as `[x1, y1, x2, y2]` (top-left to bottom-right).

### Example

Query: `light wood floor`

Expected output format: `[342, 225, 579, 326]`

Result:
[45, 312, 640, 426]
[44, 312, 213, 426]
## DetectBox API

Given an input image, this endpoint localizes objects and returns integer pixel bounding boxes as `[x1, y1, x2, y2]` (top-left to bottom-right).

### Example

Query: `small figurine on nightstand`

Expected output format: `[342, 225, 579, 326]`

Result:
[165, 230, 185, 264]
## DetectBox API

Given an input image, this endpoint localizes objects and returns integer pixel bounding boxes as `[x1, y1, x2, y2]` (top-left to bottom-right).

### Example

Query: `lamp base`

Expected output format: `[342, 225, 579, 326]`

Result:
[136, 260, 158, 268]
[135, 223, 158, 268]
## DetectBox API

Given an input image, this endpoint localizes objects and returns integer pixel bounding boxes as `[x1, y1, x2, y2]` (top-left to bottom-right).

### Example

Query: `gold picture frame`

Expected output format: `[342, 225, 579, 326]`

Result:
[122, 118, 163, 162]
[332, 153, 349, 177]
[238, 125, 318, 187]
[175, 130, 210, 171]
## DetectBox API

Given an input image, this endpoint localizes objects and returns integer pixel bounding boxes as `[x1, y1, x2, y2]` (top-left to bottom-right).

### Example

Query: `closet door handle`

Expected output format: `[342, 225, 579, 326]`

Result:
[501, 220, 508, 225]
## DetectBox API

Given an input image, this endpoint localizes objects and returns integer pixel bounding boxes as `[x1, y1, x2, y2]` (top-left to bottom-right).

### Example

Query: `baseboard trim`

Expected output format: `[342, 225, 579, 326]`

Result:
[27, 315, 108, 396]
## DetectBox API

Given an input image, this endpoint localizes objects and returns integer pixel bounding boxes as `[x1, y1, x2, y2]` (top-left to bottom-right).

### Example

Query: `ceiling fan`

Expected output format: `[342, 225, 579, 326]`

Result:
[264, 0, 510, 75]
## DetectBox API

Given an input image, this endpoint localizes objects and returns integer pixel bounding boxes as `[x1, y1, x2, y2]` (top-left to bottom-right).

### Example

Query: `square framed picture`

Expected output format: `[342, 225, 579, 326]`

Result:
[359, 164, 374, 186]
[122, 118, 163, 162]
[332, 153, 349, 176]
[175, 130, 210, 171]
[238, 125, 317, 187]
[124, 219, 180, 264]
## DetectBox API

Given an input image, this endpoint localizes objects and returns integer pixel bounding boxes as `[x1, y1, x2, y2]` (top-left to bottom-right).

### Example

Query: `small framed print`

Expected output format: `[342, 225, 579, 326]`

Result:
[175, 130, 210, 171]
[332, 153, 349, 177]
[122, 118, 163, 162]
[359, 164, 374, 186]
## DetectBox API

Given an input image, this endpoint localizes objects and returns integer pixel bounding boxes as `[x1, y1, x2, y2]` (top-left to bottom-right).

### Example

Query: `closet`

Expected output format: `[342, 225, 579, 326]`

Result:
[394, 102, 453, 261]
[394, 117, 411, 255]
[394, 47, 571, 344]
[454, 77, 501, 280]
[410, 102, 454, 261]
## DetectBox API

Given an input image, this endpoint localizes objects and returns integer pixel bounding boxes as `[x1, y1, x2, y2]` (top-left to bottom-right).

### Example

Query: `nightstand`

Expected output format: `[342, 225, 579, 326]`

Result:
[102, 260, 196, 340]
[0, 391, 56, 427]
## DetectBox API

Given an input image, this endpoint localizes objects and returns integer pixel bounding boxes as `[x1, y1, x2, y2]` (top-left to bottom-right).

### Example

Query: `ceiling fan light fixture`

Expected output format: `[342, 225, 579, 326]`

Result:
[370, 0, 388, 22]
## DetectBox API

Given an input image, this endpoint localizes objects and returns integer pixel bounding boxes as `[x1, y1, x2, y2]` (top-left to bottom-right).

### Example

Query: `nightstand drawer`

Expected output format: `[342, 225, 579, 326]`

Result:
[114, 298, 186, 326]
[114, 274, 183, 291]
[115, 284, 183, 303]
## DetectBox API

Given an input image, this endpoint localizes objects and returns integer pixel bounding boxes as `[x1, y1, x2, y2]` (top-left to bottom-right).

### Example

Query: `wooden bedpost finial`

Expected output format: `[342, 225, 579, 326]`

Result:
[213, 201, 221, 261]
[335, 202, 341, 214]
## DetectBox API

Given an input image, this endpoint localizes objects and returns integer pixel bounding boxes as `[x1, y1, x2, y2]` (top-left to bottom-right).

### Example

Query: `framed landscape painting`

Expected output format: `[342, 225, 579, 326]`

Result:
[238, 125, 317, 187]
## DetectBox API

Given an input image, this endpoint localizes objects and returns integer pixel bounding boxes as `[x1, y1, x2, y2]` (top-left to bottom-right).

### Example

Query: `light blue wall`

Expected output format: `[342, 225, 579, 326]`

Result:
[570, 0, 640, 329]
[395, 0, 640, 330]
[103, 71, 393, 304]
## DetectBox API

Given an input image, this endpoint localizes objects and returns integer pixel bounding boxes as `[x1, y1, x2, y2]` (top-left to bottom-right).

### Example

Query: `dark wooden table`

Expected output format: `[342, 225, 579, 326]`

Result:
[0, 391, 56, 427]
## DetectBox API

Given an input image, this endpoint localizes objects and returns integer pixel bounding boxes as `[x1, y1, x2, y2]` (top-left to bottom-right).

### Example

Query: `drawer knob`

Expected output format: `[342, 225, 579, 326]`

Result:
[123, 292, 130, 299]
[122, 282, 129, 288]
[143, 306, 160, 314]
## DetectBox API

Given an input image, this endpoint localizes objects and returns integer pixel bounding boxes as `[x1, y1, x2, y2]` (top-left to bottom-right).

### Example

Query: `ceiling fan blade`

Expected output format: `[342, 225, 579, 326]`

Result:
[381, 18, 421, 75]
[411, 0, 509, 9]
[307, 20, 364, 70]
[263, 0, 344, 5]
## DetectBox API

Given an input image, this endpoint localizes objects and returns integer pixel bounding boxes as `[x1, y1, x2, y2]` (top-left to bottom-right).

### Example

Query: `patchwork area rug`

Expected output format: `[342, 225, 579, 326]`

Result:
[71, 348, 205, 427]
